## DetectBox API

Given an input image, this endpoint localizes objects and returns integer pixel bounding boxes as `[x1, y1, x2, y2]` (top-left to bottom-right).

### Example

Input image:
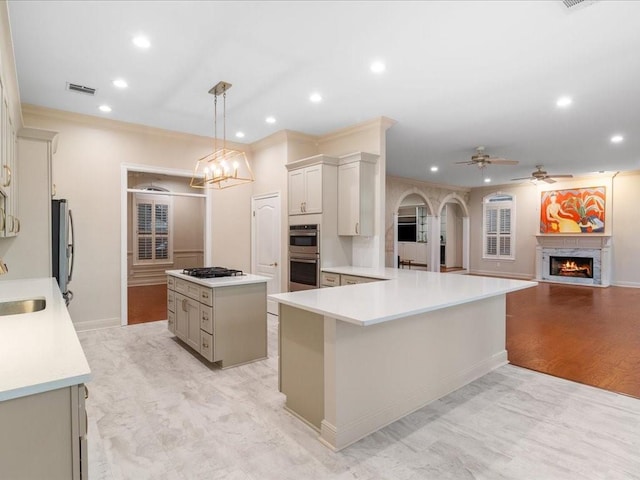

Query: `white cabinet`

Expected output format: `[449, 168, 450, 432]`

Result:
[1, 90, 18, 237]
[320, 271, 340, 287]
[288, 164, 323, 215]
[167, 275, 267, 368]
[0, 384, 88, 480]
[340, 274, 378, 286]
[338, 154, 376, 236]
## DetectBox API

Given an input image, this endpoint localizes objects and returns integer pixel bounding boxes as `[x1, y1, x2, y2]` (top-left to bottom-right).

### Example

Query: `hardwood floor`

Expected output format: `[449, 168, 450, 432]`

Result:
[127, 284, 167, 325]
[506, 282, 640, 398]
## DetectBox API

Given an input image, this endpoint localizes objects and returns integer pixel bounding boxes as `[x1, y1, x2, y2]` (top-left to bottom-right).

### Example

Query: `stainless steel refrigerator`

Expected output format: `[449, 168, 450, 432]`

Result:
[52, 199, 75, 304]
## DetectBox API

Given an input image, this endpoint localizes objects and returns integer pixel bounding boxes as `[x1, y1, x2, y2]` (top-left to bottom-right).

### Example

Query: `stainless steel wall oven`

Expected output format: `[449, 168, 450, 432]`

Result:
[289, 224, 319, 291]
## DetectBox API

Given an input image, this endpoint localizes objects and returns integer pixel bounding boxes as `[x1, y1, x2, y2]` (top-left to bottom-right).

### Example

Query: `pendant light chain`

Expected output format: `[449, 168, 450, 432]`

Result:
[213, 93, 218, 153]
[223, 90, 227, 151]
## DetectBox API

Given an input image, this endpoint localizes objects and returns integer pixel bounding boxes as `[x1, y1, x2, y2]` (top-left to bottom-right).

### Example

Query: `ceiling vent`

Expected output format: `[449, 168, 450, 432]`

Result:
[561, 0, 597, 10]
[66, 82, 96, 96]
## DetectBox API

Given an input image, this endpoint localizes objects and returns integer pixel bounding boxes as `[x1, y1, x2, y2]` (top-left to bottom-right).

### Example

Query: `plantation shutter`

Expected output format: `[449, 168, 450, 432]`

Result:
[483, 194, 515, 260]
[134, 194, 172, 264]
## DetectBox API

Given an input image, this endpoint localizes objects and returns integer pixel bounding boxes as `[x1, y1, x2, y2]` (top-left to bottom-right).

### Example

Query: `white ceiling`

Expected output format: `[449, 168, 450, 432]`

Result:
[7, 0, 640, 187]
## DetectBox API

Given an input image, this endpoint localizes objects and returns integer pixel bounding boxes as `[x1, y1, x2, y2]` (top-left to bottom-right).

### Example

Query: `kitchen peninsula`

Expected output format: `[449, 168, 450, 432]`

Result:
[270, 268, 537, 451]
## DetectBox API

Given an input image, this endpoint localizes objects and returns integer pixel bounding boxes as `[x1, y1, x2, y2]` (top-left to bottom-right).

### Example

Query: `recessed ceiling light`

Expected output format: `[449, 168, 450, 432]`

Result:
[430, 166, 438, 172]
[132, 35, 151, 49]
[484, 178, 491, 183]
[235, 131, 245, 138]
[610, 134, 624, 143]
[370, 61, 386, 74]
[556, 96, 573, 108]
[112, 78, 128, 89]
[309, 92, 322, 103]
[98, 105, 112, 113]
[265, 116, 276, 124]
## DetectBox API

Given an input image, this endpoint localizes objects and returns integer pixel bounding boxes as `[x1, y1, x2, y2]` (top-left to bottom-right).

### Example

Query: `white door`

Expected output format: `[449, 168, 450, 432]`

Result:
[252, 193, 281, 316]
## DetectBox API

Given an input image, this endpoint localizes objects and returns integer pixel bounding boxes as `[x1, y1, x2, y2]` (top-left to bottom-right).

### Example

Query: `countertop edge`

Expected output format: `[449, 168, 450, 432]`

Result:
[0, 372, 92, 403]
[166, 270, 269, 287]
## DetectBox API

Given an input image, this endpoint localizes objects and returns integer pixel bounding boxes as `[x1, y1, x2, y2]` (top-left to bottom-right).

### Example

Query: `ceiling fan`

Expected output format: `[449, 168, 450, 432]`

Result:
[456, 146, 519, 168]
[511, 165, 573, 184]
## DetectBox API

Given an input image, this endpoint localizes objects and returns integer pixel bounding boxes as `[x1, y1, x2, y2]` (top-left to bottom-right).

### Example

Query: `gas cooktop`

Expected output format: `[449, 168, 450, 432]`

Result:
[182, 267, 244, 278]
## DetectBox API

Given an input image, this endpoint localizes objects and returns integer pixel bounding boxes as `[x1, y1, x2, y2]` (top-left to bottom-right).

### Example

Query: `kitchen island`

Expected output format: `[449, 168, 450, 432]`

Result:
[270, 268, 537, 451]
[0, 277, 91, 479]
[166, 270, 268, 368]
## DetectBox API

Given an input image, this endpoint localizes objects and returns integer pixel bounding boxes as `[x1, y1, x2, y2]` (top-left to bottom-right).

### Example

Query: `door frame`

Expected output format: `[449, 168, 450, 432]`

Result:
[251, 191, 282, 314]
[120, 163, 211, 326]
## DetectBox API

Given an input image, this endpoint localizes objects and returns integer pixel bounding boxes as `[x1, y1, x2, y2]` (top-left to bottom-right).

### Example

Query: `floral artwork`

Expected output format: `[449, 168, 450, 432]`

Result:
[540, 187, 605, 234]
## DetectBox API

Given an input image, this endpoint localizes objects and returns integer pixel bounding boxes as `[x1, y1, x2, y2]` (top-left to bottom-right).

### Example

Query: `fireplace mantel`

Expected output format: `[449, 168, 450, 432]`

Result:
[535, 235, 611, 287]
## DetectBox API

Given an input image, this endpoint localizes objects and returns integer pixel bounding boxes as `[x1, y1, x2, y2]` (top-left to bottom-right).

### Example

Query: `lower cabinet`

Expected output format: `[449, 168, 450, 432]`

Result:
[167, 275, 267, 368]
[0, 384, 88, 480]
[321, 271, 382, 287]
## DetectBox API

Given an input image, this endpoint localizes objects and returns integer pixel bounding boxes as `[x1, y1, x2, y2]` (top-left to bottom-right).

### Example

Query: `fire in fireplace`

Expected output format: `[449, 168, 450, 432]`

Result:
[550, 256, 593, 278]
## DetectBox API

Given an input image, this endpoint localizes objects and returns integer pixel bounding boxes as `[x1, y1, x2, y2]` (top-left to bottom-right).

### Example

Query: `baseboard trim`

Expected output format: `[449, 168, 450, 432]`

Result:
[612, 281, 640, 288]
[74, 317, 120, 332]
[320, 351, 508, 451]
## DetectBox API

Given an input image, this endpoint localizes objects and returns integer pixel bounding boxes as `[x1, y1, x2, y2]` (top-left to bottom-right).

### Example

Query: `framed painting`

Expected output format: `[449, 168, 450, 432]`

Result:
[540, 186, 605, 234]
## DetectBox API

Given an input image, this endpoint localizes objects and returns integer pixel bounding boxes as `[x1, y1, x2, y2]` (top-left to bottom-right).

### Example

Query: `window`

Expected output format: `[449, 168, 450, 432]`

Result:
[483, 193, 515, 260]
[134, 194, 173, 264]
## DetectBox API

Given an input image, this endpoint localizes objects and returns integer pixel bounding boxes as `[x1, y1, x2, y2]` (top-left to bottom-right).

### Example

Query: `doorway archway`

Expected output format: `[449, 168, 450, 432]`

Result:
[392, 189, 435, 271]
[437, 193, 470, 272]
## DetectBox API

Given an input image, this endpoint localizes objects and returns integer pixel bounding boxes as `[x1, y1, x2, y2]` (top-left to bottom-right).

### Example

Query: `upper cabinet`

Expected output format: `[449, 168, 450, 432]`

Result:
[338, 153, 377, 236]
[286, 155, 339, 216]
[288, 164, 323, 215]
[0, 81, 18, 237]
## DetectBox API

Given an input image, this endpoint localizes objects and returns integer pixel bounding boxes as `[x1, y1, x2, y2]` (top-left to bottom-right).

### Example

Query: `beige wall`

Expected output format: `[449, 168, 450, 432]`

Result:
[21, 105, 250, 328]
[468, 172, 638, 286]
[610, 171, 640, 286]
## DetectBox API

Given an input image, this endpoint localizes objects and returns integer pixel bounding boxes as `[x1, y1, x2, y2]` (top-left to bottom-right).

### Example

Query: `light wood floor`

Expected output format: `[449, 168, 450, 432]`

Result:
[507, 282, 640, 398]
[128, 279, 640, 398]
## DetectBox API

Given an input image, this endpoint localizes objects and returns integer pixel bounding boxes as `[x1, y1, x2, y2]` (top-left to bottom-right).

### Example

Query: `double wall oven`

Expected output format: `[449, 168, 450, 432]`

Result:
[289, 224, 319, 291]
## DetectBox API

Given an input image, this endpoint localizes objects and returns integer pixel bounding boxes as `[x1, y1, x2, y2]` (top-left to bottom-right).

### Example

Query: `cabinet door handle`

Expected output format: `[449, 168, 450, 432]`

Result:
[355, 222, 359, 234]
[182, 298, 188, 311]
[84, 385, 89, 400]
[202, 340, 209, 348]
[2, 165, 10, 187]
[269, 262, 278, 267]
[14, 217, 20, 234]
[0, 207, 5, 231]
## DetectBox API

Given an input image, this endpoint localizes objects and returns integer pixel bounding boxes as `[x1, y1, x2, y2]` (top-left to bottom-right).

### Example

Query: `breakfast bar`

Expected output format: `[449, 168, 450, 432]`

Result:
[270, 268, 537, 451]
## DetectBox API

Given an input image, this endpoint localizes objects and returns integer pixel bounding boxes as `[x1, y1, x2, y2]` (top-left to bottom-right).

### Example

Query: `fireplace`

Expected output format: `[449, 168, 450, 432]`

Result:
[536, 235, 611, 287]
[550, 256, 593, 279]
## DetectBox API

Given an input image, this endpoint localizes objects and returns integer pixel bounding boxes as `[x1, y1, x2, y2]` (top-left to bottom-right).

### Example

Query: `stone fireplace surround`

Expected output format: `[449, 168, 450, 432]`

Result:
[535, 235, 612, 287]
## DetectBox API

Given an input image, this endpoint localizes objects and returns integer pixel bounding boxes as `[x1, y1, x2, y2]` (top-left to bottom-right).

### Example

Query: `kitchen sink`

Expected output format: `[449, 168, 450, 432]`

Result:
[0, 298, 47, 316]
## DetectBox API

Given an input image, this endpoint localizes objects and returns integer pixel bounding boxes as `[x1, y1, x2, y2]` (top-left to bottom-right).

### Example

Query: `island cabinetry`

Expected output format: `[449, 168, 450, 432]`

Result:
[167, 277, 176, 333]
[166, 272, 268, 368]
[286, 155, 339, 216]
[337, 153, 377, 236]
[0, 384, 88, 480]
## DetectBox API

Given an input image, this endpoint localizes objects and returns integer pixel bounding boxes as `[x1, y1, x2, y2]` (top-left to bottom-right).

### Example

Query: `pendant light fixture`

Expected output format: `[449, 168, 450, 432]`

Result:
[191, 81, 254, 189]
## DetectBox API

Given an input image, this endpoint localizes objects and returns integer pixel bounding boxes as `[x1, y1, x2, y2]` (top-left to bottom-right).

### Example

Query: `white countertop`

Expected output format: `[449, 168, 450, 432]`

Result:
[0, 277, 91, 402]
[166, 270, 269, 288]
[270, 267, 537, 326]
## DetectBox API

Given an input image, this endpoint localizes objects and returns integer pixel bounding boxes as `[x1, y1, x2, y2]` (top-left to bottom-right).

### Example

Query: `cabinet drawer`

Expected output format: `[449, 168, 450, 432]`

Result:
[320, 272, 340, 287]
[200, 287, 213, 306]
[200, 305, 213, 334]
[340, 274, 377, 286]
[167, 276, 175, 290]
[175, 278, 201, 301]
[200, 331, 214, 362]
[167, 290, 175, 313]
[167, 310, 176, 334]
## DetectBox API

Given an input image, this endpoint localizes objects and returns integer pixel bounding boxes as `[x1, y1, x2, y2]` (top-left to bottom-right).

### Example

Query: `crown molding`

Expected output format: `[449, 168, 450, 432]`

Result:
[387, 174, 471, 193]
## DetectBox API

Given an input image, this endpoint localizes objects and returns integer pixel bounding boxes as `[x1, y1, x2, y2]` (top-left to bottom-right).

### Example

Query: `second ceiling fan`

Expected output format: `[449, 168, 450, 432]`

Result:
[511, 165, 573, 184]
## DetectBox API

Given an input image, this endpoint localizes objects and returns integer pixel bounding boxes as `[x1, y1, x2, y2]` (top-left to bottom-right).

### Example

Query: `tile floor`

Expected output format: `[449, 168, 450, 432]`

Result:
[77, 317, 640, 480]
